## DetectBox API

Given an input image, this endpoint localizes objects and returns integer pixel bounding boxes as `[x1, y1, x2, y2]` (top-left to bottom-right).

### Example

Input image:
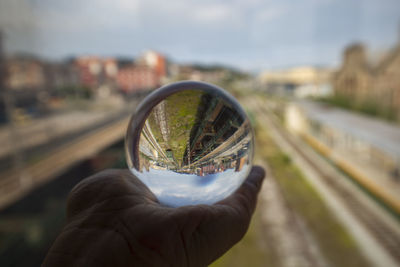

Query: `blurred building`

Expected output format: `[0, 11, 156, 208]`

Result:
[43, 62, 80, 91]
[75, 56, 109, 89]
[168, 64, 233, 85]
[4, 55, 47, 114]
[1, 51, 167, 112]
[334, 44, 370, 100]
[116, 66, 159, 93]
[116, 51, 166, 94]
[374, 43, 400, 112]
[74, 56, 120, 100]
[4, 55, 89, 113]
[5, 56, 46, 90]
[258, 66, 333, 98]
[189, 70, 227, 84]
[334, 40, 400, 113]
[103, 58, 119, 78]
[139, 50, 167, 79]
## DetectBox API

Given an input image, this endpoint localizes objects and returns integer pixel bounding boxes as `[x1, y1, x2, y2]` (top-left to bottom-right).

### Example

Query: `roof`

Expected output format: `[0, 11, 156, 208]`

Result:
[375, 43, 400, 73]
[298, 100, 400, 159]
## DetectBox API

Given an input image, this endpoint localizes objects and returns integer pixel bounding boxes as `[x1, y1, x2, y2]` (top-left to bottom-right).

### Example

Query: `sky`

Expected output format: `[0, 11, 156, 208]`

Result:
[0, 0, 400, 71]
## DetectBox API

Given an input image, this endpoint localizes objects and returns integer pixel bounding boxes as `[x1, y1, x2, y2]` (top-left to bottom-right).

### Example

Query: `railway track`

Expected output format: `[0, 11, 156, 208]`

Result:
[248, 97, 400, 266]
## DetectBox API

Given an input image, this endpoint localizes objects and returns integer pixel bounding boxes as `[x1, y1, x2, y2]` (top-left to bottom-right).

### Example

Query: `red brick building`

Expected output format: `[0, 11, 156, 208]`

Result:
[75, 52, 166, 94]
[116, 66, 159, 93]
[116, 51, 166, 93]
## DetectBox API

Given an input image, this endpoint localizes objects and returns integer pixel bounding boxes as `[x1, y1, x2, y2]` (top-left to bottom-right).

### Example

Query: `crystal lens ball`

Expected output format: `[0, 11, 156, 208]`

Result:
[125, 81, 254, 207]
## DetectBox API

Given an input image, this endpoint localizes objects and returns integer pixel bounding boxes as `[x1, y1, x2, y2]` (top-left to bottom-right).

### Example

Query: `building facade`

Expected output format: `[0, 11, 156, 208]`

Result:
[374, 45, 400, 112]
[116, 66, 159, 93]
[333, 41, 400, 115]
[334, 44, 371, 101]
[259, 66, 333, 97]
[6, 56, 46, 90]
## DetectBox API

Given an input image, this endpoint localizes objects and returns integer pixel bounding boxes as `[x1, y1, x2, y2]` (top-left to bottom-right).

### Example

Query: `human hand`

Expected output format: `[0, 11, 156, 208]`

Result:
[42, 166, 265, 267]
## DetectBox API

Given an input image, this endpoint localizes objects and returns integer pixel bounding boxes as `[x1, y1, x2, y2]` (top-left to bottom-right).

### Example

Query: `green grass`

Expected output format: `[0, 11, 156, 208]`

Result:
[146, 90, 202, 165]
[210, 209, 276, 267]
[164, 90, 202, 163]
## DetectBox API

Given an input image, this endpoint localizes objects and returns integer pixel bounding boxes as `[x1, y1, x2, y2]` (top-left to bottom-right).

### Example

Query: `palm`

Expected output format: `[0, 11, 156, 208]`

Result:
[43, 167, 265, 267]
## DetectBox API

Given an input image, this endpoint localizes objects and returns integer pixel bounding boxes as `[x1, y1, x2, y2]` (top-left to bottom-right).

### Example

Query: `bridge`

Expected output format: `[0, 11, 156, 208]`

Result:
[0, 99, 141, 210]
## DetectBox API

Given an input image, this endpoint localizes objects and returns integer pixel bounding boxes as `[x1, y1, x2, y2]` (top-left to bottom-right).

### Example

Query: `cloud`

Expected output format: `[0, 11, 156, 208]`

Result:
[192, 3, 237, 24]
[0, 0, 36, 29]
[253, 5, 287, 23]
[1, 0, 399, 69]
[114, 0, 140, 12]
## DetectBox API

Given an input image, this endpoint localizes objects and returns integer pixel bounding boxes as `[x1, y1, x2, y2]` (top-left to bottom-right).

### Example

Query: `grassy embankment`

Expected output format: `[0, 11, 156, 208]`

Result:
[147, 90, 202, 165]
[318, 95, 398, 122]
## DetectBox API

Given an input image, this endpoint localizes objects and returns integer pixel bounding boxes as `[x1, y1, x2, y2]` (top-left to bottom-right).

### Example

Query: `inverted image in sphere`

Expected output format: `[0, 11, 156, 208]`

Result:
[125, 81, 254, 207]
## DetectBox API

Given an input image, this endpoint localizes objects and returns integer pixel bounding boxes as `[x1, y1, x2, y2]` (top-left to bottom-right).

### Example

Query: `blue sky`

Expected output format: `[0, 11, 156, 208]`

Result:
[1, 0, 399, 71]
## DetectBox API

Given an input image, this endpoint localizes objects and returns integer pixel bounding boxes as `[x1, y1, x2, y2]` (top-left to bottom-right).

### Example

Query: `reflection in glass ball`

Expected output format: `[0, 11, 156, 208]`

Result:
[125, 81, 254, 207]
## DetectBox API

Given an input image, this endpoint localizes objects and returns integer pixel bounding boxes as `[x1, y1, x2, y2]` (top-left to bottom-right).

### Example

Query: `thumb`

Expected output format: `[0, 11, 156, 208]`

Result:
[217, 165, 266, 218]
[170, 166, 266, 266]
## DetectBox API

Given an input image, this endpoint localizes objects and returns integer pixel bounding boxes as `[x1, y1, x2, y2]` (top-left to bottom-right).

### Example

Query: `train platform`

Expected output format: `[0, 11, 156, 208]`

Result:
[289, 100, 400, 214]
[299, 101, 400, 160]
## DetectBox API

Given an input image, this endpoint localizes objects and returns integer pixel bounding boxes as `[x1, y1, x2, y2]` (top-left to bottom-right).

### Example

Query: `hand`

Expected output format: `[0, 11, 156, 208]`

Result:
[42, 166, 265, 267]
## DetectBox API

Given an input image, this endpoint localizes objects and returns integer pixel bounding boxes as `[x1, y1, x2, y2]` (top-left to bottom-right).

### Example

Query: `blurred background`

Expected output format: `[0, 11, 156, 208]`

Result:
[1, 0, 400, 266]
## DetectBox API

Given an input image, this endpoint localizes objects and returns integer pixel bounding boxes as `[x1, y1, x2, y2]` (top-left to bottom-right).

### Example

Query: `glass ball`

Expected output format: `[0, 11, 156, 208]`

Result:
[125, 81, 254, 207]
